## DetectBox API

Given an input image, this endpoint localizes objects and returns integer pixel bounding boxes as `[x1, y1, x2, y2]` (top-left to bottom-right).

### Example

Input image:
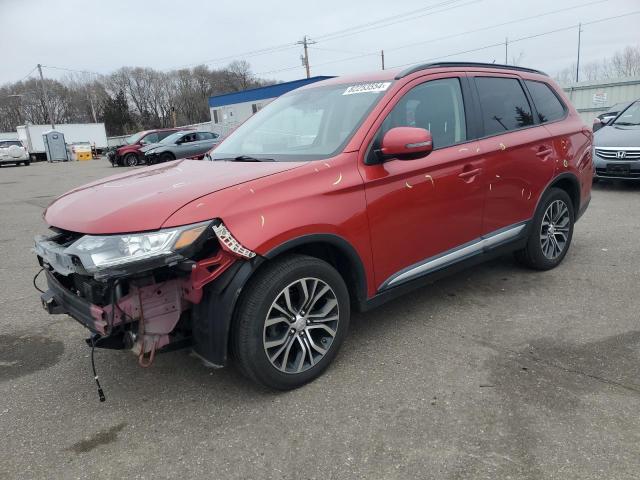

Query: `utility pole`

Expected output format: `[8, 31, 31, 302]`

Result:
[575, 23, 582, 83]
[505, 37, 508, 64]
[297, 36, 316, 78]
[381, 50, 385, 70]
[37, 64, 55, 129]
[87, 92, 97, 123]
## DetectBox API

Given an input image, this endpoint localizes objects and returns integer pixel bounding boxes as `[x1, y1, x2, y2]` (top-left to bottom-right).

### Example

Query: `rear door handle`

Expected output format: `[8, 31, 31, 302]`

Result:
[458, 167, 482, 179]
[536, 147, 553, 158]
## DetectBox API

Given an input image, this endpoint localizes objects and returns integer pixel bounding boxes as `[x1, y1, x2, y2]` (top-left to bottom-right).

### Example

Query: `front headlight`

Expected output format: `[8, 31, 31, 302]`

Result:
[65, 221, 209, 272]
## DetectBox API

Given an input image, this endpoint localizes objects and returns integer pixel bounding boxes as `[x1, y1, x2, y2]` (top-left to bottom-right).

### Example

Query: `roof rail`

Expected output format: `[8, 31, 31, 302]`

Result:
[395, 62, 547, 80]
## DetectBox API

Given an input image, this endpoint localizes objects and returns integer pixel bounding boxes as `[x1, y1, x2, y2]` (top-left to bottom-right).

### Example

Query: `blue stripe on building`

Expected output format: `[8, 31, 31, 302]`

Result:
[208, 76, 334, 108]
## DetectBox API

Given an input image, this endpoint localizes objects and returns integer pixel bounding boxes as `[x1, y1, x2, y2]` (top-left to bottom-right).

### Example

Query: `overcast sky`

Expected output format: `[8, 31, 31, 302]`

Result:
[1, 0, 638, 86]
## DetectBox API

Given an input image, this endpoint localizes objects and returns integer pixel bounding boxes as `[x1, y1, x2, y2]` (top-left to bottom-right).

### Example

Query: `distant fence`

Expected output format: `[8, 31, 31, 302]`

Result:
[107, 121, 236, 147]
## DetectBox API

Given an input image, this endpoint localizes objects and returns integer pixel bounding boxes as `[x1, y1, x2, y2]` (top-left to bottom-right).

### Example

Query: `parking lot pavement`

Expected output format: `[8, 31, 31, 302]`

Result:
[1, 160, 640, 479]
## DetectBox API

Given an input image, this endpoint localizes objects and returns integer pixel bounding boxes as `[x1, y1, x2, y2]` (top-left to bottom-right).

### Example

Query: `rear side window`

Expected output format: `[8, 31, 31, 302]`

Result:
[475, 77, 534, 136]
[525, 81, 566, 123]
[197, 132, 214, 140]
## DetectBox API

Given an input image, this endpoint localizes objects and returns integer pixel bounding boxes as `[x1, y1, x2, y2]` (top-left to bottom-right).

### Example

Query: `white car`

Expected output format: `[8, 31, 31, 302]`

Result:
[0, 140, 30, 166]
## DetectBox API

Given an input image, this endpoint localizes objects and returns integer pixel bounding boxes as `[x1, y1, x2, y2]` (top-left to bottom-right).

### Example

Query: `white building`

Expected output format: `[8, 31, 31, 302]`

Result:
[562, 76, 640, 124]
[209, 76, 332, 136]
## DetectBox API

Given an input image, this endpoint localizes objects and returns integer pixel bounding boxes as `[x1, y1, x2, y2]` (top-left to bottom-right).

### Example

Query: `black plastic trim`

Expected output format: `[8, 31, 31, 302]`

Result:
[264, 233, 368, 305]
[191, 258, 263, 366]
[360, 227, 530, 312]
[42, 269, 101, 333]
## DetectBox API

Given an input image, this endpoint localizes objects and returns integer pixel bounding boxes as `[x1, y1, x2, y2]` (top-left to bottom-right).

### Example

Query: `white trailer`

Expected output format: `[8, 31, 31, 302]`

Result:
[17, 123, 108, 158]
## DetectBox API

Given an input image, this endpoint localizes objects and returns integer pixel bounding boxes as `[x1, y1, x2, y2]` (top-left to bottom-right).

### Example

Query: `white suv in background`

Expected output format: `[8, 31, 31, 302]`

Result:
[0, 140, 30, 167]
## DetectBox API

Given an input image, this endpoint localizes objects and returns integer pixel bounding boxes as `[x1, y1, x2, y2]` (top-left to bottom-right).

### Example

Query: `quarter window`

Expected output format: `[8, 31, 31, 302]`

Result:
[525, 80, 566, 123]
[381, 78, 467, 149]
[475, 77, 534, 135]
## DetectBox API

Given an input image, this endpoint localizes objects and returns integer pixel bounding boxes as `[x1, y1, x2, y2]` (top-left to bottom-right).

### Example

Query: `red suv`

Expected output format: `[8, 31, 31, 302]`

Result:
[108, 128, 185, 167]
[35, 63, 592, 391]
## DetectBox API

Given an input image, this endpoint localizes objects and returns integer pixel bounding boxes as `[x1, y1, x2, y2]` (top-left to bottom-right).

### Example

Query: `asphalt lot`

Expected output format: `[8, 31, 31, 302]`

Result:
[1, 159, 639, 479]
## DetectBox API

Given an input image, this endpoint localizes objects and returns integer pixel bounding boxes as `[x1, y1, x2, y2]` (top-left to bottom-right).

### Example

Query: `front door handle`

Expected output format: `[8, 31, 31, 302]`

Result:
[458, 167, 482, 180]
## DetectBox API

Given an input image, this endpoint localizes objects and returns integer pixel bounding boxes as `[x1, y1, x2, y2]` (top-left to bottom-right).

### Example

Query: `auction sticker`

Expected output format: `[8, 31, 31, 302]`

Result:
[343, 82, 391, 95]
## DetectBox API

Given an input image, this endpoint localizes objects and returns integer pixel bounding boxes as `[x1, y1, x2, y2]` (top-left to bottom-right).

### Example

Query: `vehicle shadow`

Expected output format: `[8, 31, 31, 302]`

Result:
[88, 254, 526, 401]
[592, 179, 640, 192]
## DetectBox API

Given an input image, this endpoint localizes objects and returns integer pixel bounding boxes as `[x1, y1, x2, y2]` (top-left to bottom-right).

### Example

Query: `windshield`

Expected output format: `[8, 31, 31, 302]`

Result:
[612, 101, 640, 126]
[124, 131, 147, 145]
[0, 141, 22, 148]
[212, 82, 391, 161]
[158, 132, 186, 144]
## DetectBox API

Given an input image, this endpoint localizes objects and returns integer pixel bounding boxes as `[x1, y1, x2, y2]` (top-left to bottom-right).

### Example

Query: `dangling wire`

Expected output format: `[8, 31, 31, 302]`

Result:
[90, 335, 106, 402]
[33, 268, 45, 293]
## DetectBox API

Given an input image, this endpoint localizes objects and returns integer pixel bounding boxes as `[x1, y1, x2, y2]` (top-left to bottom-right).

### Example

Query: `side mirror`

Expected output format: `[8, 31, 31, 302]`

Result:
[139, 139, 147, 146]
[380, 127, 433, 160]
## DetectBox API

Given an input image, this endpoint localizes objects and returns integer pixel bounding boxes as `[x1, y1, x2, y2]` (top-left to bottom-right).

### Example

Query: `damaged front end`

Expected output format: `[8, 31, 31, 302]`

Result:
[34, 220, 256, 367]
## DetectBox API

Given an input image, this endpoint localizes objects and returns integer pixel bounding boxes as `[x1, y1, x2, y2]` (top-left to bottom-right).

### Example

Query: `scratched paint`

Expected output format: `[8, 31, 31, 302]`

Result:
[405, 181, 413, 189]
[424, 174, 434, 186]
[260, 215, 265, 227]
[499, 143, 506, 151]
[333, 173, 343, 186]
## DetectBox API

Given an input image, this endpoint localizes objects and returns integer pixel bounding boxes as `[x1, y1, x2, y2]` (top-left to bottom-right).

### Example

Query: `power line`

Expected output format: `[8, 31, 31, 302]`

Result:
[257, 0, 617, 76]
[13, 66, 38, 84]
[41, 64, 103, 77]
[313, 0, 477, 41]
[384, 0, 611, 54]
[388, 9, 640, 69]
[174, 43, 299, 70]
[166, 0, 478, 71]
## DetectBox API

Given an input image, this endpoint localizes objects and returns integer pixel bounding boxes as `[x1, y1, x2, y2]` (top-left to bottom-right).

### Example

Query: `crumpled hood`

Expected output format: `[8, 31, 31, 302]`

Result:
[44, 159, 302, 234]
[594, 125, 640, 148]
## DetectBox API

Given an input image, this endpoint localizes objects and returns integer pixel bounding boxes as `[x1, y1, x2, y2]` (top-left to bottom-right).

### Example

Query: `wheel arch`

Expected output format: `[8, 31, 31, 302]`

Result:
[263, 234, 368, 310]
[546, 173, 580, 214]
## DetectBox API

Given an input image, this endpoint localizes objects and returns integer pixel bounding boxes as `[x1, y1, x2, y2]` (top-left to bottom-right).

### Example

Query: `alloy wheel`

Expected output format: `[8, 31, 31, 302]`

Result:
[125, 154, 138, 167]
[540, 199, 570, 260]
[263, 277, 339, 374]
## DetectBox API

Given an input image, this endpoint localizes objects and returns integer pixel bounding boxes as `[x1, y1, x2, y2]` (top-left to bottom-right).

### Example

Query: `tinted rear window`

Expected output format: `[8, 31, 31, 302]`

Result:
[475, 77, 534, 136]
[0, 141, 22, 147]
[525, 80, 566, 123]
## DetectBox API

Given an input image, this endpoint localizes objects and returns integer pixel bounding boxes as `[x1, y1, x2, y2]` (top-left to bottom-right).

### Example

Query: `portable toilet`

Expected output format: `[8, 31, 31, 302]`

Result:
[43, 130, 68, 162]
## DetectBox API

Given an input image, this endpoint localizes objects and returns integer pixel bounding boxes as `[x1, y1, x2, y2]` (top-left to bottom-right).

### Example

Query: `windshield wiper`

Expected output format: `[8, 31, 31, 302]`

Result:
[224, 155, 275, 162]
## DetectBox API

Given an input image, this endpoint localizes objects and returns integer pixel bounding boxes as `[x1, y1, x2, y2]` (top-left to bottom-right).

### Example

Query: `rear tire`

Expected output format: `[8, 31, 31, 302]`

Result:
[232, 254, 350, 390]
[514, 188, 574, 270]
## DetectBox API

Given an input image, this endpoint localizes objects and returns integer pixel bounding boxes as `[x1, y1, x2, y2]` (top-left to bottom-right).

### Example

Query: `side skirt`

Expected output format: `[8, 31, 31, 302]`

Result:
[360, 222, 530, 312]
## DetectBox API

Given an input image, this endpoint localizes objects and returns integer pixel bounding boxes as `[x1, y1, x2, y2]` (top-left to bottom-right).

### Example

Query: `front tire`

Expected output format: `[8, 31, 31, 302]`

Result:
[124, 153, 138, 167]
[232, 255, 350, 390]
[514, 188, 574, 270]
[159, 152, 175, 163]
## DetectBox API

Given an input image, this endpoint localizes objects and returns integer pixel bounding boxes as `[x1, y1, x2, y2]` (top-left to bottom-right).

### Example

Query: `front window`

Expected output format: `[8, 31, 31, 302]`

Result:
[159, 132, 187, 144]
[612, 102, 640, 127]
[124, 132, 147, 145]
[212, 82, 391, 161]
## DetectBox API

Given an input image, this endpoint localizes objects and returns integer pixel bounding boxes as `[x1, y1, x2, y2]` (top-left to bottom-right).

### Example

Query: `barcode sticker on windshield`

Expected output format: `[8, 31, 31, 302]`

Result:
[343, 82, 391, 95]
